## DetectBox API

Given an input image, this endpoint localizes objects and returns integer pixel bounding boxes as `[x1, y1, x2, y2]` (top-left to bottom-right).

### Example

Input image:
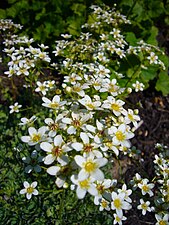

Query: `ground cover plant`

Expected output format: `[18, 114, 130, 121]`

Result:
[0, 4, 169, 225]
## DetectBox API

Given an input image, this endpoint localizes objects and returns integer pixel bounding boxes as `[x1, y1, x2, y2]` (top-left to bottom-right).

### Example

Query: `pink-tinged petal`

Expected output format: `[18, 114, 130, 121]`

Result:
[91, 169, 104, 181]
[28, 127, 37, 136]
[23, 181, 30, 188]
[20, 189, 26, 194]
[47, 166, 60, 175]
[42, 97, 51, 103]
[26, 193, 32, 200]
[54, 135, 63, 146]
[80, 132, 89, 144]
[31, 181, 37, 188]
[72, 142, 83, 151]
[76, 187, 86, 199]
[74, 155, 85, 167]
[88, 185, 98, 196]
[21, 136, 31, 143]
[95, 158, 108, 167]
[44, 154, 55, 165]
[40, 142, 53, 152]
[78, 169, 88, 181]
[33, 189, 38, 195]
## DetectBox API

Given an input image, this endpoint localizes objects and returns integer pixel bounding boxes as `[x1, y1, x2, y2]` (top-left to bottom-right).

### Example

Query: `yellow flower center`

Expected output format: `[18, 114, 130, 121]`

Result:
[115, 215, 121, 222]
[105, 141, 113, 148]
[27, 187, 34, 194]
[142, 185, 149, 192]
[84, 161, 97, 173]
[97, 184, 105, 194]
[159, 221, 167, 225]
[101, 200, 108, 208]
[79, 179, 90, 189]
[73, 86, 81, 92]
[141, 203, 148, 210]
[116, 131, 126, 141]
[49, 102, 59, 108]
[114, 198, 122, 209]
[109, 85, 117, 93]
[32, 134, 41, 142]
[128, 113, 134, 121]
[111, 103, 120, 111]
[86, 103, 95, 110]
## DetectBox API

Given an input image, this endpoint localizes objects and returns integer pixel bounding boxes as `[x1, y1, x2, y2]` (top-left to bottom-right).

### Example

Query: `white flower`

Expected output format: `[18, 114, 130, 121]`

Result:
[42, 95, 66, 109]
[62, 112, 91, 135]
[71, 132, 100, 157]
[118, 184, 132, 203]
[137, 199, 151, 215]
[155, 213, 169, 225]
[102, 96, 125, 116]
[9, 102, 22, 114]
[138, 179, 154, 197]
[147, 52, 158, 64]
[35, 81, 48, 95]
[20, 181, 38, 199]
[79, 95, 101, 111]
[21, 126, 47, 146]
[71, 174, 98, 199]
[99, 198, 110, 211]
[45, 80, 55, 89]
[108, 124, 134, 148]
[19, 115, 37, 126]
[111, 192, 131, 217]
[74, 154, 107, 181]
[132, 81, 145, 92]
[113, 213, 127, 225]
[40, 135, 71, 165]
[44, 115, 65, 137]
[100, 78, 119, 96]
[123, 109, 140, 128]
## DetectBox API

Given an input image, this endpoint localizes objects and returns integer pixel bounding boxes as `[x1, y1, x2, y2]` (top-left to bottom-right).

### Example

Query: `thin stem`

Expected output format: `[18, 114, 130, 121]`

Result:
[126, 0, 138, 19]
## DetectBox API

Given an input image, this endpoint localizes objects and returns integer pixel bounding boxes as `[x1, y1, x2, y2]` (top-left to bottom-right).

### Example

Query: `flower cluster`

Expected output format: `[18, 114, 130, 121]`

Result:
[131, 143, 169, 223]
[2, 4, 167, 224]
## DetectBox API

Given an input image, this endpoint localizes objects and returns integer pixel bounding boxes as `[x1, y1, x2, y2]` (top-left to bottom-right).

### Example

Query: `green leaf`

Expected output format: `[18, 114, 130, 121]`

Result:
[156, 71, 169, 95]
[141, 67, 157, 82]
[146, 26, 158, 45]
[125, 32, 138, 46]
[0, 9, 6, 19]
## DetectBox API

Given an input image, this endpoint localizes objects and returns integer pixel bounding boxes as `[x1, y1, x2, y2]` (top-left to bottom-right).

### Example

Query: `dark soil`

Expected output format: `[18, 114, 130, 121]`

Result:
[122, 88, 169, 225]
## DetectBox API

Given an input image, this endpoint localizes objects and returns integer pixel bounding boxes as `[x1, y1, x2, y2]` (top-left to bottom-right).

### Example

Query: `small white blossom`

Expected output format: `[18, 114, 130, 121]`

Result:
[137, 199, 152, 215]
[9, 102, 22, 114]
[20, 181, 38, 199]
